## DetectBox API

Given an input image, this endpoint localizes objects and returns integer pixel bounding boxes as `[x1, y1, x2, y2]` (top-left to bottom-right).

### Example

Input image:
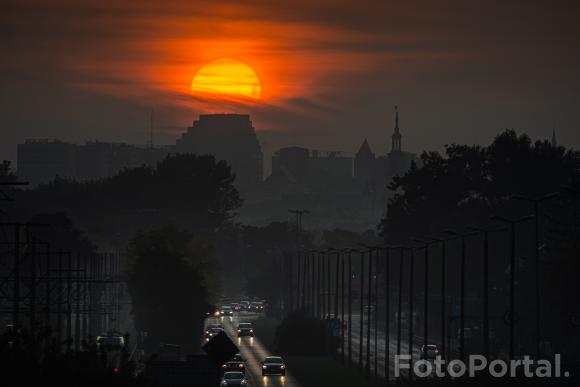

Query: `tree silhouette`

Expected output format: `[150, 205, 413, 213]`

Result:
[125, 226, 213, 353]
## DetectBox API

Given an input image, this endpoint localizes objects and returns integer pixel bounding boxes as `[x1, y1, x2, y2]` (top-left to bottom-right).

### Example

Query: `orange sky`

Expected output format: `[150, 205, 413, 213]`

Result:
[2, 0, 580, 165]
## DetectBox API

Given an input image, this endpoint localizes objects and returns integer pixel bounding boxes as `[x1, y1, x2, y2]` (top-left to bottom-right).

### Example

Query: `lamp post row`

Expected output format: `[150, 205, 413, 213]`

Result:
[285, 206, 546, 383]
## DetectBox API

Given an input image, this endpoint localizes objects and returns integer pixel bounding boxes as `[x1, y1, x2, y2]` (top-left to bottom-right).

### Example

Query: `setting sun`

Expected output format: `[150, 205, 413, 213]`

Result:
[190, 58, 262, 100]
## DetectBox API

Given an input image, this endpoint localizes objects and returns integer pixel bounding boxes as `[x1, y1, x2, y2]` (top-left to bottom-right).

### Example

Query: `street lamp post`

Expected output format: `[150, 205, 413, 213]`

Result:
[408, 247, 415, 380]
[396, 247, 404, 361]
[341, 250, 346, 364]
[490, 214, 535, 360]
[511, 192, 558, 359]
[359, 250, 365, 373]
[444, 229, 477, 361]
[348, 249, 354, 365]
[467, 225, 506, 359]
[411, 238, 433, 360]
[382, 246, 392, 383]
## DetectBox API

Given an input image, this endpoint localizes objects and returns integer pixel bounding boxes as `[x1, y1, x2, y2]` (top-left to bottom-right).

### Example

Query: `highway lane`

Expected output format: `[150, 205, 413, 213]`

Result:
[206, 314, 302, 387]
[341, 313, 422, 380]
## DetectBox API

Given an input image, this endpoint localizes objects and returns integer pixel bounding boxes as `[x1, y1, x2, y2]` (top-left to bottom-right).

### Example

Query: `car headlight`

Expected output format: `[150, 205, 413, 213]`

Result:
[249, 329, 253, 333]
[281, 365, 285, 369]
[239, 363, 244, 368]
[222, 364, 227, 368]
[221, 381, 227, 386]
[237, 329, 241, 332]
[262, 365, 267, 369]
[241, 380, 246, 386]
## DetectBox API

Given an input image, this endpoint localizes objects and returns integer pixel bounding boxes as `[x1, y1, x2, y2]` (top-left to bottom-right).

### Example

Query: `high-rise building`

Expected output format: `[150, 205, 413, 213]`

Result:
[175, 114, 263, 189]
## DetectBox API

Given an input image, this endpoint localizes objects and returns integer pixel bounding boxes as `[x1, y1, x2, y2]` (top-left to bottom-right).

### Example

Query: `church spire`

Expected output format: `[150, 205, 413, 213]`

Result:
[391, 105, 402, 152]
[551, 128, 557, 147]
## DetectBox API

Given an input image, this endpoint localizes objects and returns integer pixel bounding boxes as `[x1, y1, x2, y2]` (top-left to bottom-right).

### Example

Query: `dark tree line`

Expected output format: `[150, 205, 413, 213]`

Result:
[379, 129, 580, 357]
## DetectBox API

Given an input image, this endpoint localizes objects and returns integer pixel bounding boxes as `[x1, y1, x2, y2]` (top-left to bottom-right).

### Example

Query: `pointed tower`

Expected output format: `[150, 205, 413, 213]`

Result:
[354, 138, 375, 181]
[551, 128, 557, 147]
[391, 105, 402, 153]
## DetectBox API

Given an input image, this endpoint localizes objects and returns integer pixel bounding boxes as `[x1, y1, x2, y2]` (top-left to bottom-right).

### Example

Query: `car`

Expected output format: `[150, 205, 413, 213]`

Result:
[205, 327, 224, 341]
[249, 302, 264, 312]
[221, 354, 246, 373]
[239, 301, 250, 311]
[420, 344, 440, 360]
[261, 356, 286, 376]
[96, 334, 125, 350]
[220, 305, 234, 317]
[237, 322, 254, 337]
[204, 323, 223, 335]
[220, 371, 247, 386]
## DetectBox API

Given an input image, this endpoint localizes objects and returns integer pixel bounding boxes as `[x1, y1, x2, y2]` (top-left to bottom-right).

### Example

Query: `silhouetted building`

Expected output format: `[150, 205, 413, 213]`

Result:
[17, 139, 168, 186]
[271, 146, 352, 183]
[354, 106, 416, 190]
[354, 138, 375, 184]
[176, 114, 263, 189]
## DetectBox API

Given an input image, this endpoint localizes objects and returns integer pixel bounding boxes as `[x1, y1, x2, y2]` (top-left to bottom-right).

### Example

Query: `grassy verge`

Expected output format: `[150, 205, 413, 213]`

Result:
[252, 316, 374, 387]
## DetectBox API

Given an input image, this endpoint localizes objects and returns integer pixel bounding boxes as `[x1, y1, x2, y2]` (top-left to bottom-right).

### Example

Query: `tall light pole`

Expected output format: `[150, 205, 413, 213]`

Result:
[408, 246, 415, 380]
[411, 238, 438, 360]
[359, 244, 378, 379]
[396, 247, 405, 361]
[348, 249, 355, 365]
[444, 229, 477, 361]
[359, 249, 365, 373]
[467, 225, 506, 359]
[341, 250, 346, 364]
[511, 192, 558, 359]
[490, 214, 535, 360]
[426, 236, 450, 359]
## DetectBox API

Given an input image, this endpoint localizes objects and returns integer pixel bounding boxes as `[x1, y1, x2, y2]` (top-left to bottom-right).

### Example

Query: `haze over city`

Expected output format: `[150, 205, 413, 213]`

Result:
[2, 2, 580, 387]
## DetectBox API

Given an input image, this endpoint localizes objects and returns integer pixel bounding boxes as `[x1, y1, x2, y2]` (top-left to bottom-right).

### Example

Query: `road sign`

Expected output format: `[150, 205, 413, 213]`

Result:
[202, 331, 239, 366]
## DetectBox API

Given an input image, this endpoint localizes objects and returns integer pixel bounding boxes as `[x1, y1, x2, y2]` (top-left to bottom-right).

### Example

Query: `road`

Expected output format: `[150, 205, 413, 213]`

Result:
[206, 313, 303, 387]
[342, 313, 425, 380]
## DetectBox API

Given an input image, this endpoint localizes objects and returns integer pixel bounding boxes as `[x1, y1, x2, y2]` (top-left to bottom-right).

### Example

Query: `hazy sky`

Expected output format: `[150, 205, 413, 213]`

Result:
[2, 0, 579, 171]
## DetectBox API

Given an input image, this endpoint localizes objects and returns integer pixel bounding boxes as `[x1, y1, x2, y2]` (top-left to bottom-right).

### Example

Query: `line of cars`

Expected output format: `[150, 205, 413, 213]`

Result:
[220, 355, 287, 386]
[204, 321, 255, 342]
[215, 300, 265, 317]
[207, 320, 286, 386]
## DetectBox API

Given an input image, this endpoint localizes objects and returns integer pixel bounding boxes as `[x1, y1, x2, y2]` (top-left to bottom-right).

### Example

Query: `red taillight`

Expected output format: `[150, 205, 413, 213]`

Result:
[113, 368, 119, 374]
